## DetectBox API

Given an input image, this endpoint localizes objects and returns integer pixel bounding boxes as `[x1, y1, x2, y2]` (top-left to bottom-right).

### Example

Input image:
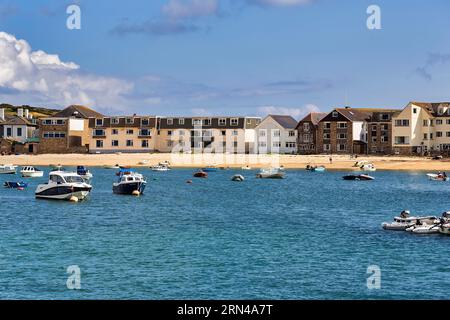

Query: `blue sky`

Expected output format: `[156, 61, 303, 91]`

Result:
[0, 0, 450, 118]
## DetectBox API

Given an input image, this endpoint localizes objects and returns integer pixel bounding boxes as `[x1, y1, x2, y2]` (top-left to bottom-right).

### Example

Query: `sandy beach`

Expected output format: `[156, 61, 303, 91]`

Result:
[1, 153, 450, 171]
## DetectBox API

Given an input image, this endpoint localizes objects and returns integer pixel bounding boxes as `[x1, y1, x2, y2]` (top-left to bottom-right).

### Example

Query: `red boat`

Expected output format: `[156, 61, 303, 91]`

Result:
[193, 170, 208, 178]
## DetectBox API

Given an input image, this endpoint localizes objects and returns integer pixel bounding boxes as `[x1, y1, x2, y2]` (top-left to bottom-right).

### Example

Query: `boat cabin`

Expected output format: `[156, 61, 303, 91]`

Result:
[49, 172, 84, 184]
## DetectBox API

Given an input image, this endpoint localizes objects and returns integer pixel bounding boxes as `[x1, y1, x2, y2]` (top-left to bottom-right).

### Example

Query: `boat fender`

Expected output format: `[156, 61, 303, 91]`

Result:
[132, 190, 140, 196]
[69, 196, 79, 202]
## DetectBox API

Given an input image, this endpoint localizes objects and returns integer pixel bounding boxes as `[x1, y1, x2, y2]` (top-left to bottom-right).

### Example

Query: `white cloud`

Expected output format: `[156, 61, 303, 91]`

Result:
[257, 104, 320, 119]
[0, 31, 133, 110]
[162, 0, 219, 20]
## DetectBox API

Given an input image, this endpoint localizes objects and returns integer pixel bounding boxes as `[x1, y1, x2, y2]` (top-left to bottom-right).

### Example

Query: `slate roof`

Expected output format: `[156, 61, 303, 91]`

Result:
[299, 112, 328, 126]
[52, 105, 104, 119]
[269, 115, 298, 129]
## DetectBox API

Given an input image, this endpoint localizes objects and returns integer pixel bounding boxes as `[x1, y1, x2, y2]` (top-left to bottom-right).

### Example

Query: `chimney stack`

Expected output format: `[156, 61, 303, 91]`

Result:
[17, 108, 24, 117]
[0, 108, 4, 121]
[24, 109, 29, 119]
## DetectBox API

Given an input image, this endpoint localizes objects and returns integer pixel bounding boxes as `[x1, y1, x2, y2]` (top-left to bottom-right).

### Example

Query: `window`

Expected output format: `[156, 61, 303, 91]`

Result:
[380, 114, 390, 121]
[230, 118, 239, 126]
[203, 130, 212, 137]
[167, 130, 172, 136]
[43, 131, 66, 138]
[273, 142, 281, 148]
[337, 144, 346, 151]
[323, 144, 331, 151]
[125, 118, 134, 125]
[303, 123, 310, 131]
[424, 133, 428, 140]
[381, 124, 389, 131]
[167, 118, 173, 125]
[112, 129, 119, 135]
[16, 128, 22, 137]
[395, 136, 409, 144]
[437, 131, 443, 137]
[413, 108, 417, 114]
[223, 141, 227, 148]
[43, 119, 52, 125]
[139, 129, 151, 136]
[289, 131, 295, 137]
[430, 133, 434, 140]
[233, 141, 238, 148]
[381, 136, 387, 143]
[96, 118, 103, 127]
[259, 130, 266, 137]
[221, 130, 226, 136]
[258, 142, 266, 147]
[323, 133, 331, 140]
[126, 129, 134, 135]
[303, 134, 310, 143]
[332, 111, 339, 118]
[273, 130, 280, 137]
[6, 128, 11, 136]
[111, 140, 119, 147]
[96, 140, 103, 148]
[93, 129, 105, 136]
[372, 136, 377, 143]
[141, 118, 150, 126]
[179, 118, 185, 125]
[395, 119, 409, 127]
[111, 118, 119, 125]
[286, 142, 296, 148]
[232, 130, 238, 136]
[447, 132, 450, 137]
[191, 130, 201, 137]
[338, 133, 347, 139]
[337, 122, 347, 129]
[436, 119, 443, 125]
[323, 122, 331, 129]
[247, 119, 252, 125]
[141, 140, 149, 148]
[219, 118, 226, 126]
[126, 140, 134, 147]
[203, 118, 211, 126]
[193, 119, 202, 126]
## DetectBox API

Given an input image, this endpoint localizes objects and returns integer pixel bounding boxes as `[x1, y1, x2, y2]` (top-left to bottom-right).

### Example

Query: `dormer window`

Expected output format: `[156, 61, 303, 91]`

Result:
[111, 118, 120, 125]
[125, 118, 134, 125]
[167, 118, 173, 125]
[96, 118, 104, 127]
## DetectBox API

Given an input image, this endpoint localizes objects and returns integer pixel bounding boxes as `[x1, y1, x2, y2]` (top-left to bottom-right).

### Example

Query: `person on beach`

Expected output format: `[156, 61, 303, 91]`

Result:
[329, 157, 332, 164]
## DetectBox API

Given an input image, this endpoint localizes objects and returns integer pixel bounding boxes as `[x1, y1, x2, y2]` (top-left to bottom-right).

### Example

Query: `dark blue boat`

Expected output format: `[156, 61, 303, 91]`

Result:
[4, 181, 28, 189]
[202, 167, 218, 172]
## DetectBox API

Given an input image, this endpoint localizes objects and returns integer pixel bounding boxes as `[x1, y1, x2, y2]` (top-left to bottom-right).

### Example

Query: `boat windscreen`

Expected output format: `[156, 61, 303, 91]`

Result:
[64, 176, 84, 183]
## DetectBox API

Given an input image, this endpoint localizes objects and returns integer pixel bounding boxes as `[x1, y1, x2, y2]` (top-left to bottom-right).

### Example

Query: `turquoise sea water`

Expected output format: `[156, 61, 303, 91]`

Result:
[0, 168, 449, 300]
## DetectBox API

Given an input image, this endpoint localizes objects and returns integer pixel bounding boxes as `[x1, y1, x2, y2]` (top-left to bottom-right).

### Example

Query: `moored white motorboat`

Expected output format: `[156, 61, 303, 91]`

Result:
[382, 211, 439, 231]
[256, 168, 285, 179]
[113, 171, 147, 195]
[241, 166, 252, 170]
[35, 171, 92, 201]
[20, 166, 44, 178]
[151, 164, 170, 171]
[426, 173, 449, 181]
[406, 223, 441, 234]
[0, 164, 17, 174]
[231, 174, 245, 182]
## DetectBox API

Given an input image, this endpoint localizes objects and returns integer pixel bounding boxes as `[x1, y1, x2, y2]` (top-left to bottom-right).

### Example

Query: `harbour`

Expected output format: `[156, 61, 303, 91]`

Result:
[0, 167, 449, 299]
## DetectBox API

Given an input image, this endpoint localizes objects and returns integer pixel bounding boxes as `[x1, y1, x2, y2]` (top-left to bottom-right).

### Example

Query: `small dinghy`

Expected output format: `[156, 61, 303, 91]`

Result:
[426, 173, 449, 181]
[202, 166, 218, 172]
[241, 166, 252, 170]
[4, 181, 28, 189]
[193, 170, 208, 178]
[382, 210, 439, 231]
[231, 174, 245, 182]
[151, 164, 170, 171]
[343, 174, 374, 181]
[256, 168, 285, 179]
[360, 163, 376, 171]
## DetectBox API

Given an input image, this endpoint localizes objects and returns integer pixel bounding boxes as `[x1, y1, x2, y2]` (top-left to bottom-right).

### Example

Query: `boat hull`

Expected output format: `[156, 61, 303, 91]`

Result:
[22, 172, 44, 178]
[113, 181, 146, 195]
[256, 173, 285, 179]
[35, 186, 92, 200]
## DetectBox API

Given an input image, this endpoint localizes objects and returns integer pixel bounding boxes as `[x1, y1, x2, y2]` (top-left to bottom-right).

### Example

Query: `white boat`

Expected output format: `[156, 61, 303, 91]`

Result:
[406, 224, 441, 234]
[151, 164, 170, 171]
[35, 171, 92, 201]
[256, 168, 285, 179]
[241, 166, 252, 170]
[20, 166, 44, 178]
[426, 173, 449, 181]
[439, 223, 450, 235]
[76, 166, 93, 180]
[113, 171, 147, 195]
[361, 163, 376, 171]
[104, 164, 121, 169]
[0, 164, 17, 174]
[382, 212, 439, 231]
[231, 174, 245, 182]
[138, 160, 149, 165]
